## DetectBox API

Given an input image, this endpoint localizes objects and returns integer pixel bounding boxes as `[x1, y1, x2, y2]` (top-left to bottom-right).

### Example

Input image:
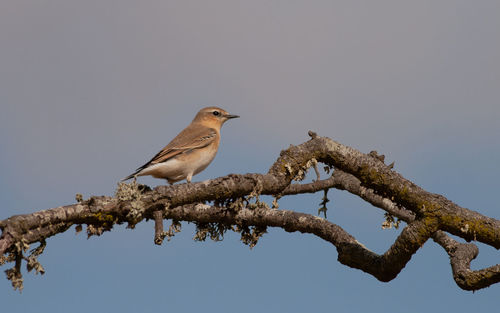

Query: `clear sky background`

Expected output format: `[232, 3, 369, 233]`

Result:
[1, 1, 499, 312]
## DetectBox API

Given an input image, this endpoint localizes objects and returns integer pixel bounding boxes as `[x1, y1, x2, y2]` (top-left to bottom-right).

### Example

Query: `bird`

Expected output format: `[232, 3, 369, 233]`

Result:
[122, 106, 239, 184]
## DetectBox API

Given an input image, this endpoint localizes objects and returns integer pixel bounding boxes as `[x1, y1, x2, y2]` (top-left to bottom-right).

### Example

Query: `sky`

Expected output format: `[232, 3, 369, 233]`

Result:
[0, 1, 499, 312]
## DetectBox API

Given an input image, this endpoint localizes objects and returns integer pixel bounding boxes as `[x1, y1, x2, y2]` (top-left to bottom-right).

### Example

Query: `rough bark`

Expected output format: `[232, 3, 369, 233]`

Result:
[0, 133, 498, 291]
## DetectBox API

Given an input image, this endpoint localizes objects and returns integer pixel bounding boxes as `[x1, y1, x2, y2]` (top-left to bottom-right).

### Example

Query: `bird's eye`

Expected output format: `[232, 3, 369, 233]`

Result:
[212, 111, 220, 116]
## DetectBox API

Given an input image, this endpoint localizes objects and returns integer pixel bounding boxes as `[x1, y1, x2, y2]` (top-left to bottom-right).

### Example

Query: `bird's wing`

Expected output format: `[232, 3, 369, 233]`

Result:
[137, 125, 217, 170]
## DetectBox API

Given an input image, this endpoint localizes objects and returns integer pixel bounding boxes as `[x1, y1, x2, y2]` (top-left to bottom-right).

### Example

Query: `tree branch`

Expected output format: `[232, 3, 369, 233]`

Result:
[1, 134, 498, 291]
[328, 169, 500, 290]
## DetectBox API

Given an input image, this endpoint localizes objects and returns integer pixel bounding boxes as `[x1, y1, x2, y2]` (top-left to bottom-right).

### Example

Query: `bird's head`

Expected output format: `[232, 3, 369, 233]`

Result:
[192, 106, 239, 128]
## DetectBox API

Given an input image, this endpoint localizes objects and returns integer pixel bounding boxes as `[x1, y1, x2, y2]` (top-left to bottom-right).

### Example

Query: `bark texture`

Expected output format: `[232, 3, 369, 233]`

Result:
[1, 133, 499, 291]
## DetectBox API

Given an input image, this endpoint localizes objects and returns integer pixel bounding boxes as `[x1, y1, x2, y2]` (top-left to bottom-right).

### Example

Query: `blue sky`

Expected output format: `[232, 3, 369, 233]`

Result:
[1, 1, 499, 312]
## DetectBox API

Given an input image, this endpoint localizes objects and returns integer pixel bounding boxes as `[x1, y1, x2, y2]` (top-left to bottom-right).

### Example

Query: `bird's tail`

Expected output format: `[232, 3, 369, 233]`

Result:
[121, 172, 138, 182]
[122, 162, 150, 182]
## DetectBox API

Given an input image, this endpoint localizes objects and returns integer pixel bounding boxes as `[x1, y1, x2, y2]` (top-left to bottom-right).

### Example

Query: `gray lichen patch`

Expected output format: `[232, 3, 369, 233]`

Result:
[236, 224, 267, 249]
[193, 222, 231, 242]
[382, 213, 401, 230]
[115, 181, 147, 225]
[115, 181, 143, 201]
[164, 220, 182, 241]
[293, 158, 318, 181]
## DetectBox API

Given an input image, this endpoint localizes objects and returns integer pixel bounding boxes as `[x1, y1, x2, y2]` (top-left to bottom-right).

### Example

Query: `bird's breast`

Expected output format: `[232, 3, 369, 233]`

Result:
[183, 145, 218, 175]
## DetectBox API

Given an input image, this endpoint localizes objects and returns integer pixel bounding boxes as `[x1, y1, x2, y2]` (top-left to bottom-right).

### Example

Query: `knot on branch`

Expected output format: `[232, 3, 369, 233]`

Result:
[368, 150, 394, 169]
[308, 130, 318, 139]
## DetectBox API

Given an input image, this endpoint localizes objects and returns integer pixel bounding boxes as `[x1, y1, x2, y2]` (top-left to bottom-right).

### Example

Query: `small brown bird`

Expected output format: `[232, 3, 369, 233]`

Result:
[122, 106, 239, 184]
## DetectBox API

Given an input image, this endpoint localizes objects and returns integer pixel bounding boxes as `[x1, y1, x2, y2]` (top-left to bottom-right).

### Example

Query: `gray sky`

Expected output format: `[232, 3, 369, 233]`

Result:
[1, 1, 499, 312]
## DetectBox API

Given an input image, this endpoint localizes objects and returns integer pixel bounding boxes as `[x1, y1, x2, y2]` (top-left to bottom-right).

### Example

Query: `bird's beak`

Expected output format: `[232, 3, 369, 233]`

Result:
[224, 114, 240, 119]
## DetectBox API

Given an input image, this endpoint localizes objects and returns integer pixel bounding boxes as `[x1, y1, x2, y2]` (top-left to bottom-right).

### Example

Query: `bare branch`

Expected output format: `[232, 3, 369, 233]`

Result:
[159, 203, 434, 282]
[433, 231, 500, 290]
[328, 169, 500, 290]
